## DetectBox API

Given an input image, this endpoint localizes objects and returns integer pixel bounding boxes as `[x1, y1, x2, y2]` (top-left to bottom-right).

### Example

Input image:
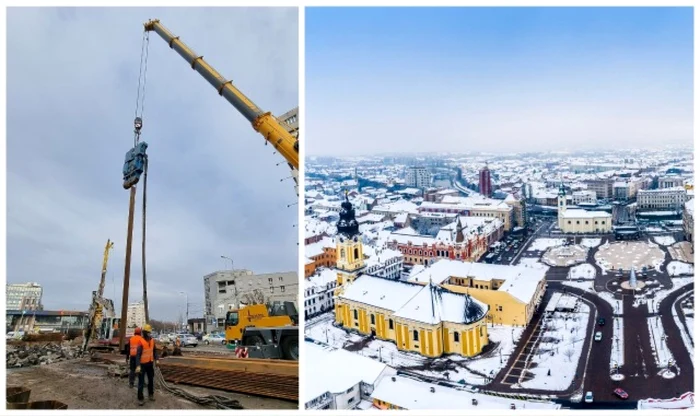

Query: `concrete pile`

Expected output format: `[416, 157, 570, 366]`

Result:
[6, 343, 83, 368]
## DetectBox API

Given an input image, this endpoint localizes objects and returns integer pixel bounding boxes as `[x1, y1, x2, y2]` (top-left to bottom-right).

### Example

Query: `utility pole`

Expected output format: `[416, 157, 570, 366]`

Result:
[119, 186, 137, 351]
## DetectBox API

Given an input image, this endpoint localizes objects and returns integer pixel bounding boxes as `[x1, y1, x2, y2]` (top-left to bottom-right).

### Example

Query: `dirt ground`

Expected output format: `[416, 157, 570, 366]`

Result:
[6, 359, 296, 410]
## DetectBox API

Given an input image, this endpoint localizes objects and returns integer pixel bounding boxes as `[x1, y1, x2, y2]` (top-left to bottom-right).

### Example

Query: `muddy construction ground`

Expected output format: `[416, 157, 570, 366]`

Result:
[7, 358, 296, 410]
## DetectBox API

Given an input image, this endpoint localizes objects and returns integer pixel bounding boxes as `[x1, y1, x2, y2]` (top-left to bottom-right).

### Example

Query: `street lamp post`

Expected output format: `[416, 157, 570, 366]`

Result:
[179, 291, 188, 332]
[221, 255, 239, 307]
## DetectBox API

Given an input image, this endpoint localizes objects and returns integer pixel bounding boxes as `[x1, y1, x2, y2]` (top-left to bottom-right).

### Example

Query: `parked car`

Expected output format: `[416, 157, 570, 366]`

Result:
[598, 318, 606, 326]
[203, 333, 226, 345]
[176, 333, 198, 347]
[613, 388, 628, 399]
[594, 331, 603, 342]
[585, 391, 594, 403]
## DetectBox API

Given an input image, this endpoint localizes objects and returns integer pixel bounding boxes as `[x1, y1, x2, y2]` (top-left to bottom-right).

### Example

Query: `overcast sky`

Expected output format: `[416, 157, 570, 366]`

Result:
[306, 7, 693, 156]
[7, 7, 298, 321]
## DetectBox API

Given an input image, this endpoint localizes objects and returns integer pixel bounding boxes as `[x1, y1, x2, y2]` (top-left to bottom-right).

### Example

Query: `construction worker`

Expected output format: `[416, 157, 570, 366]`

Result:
[128, 327, 143, 388]
[135, 324, 157, 405]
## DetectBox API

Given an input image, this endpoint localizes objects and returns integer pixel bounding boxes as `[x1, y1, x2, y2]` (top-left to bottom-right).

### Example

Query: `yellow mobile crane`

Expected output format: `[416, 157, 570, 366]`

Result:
[143, 19, 299, 174]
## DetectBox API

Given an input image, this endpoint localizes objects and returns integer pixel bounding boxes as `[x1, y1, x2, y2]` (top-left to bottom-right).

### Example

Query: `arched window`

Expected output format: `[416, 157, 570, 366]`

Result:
[413, 330, 419, 341]
[354, 247, 359, 259]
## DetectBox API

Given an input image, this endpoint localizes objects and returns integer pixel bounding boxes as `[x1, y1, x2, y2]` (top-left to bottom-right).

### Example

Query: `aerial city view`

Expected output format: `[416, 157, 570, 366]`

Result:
[303, 7, 693, 410]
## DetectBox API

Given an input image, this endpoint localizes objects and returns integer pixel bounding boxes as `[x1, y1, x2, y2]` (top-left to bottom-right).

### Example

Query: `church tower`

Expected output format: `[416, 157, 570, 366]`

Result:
[334, 192, 365, 321]
[335, 192, 364, 284]
[557, 182, 567, 228]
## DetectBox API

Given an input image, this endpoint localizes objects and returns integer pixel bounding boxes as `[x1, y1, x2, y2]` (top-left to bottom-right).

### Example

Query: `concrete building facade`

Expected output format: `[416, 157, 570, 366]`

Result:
[572, 190, 597, 205]
[637, 187, 688, 211]
[203, 269, 298, 328]
[126, 301, 146, 329]
[406, 166, 431, 189]
[6, 282, 43, 311]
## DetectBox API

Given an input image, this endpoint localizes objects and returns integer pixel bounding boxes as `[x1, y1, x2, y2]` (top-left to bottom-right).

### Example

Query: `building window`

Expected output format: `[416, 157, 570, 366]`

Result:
[354, 248, 359, 259]
[602, 221, 606, 225]
[281, 286, 286, 292]
[576, 221, 580, 225]
[480, 326, 483, 336]
[595, 221, 598, 225]
[568, 221, 571, 224]
[413, 330, 419, 341]
[389, 319, 394, 330]
[454, 332, 459, 342]
[353, 310, 358, 320]
[268, 278, 273, 284]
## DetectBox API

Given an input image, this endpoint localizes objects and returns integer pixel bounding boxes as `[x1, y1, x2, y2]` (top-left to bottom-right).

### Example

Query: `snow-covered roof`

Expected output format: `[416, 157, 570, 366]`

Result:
[408, 259, 546, 304]
[370, 375, 559, 410]
[560, 209, 612, 219]
[504, 193, 516, 202]
[304, 237, 335, 259]
[394, 212, 409, 224]
[372, 200, 419, 215]
[307, 268, 337, 288]
[305, 342, 391, 403]
[393, 283, 487, 325]
[339, 275, 423, 312]
[685, 198, 694, 217]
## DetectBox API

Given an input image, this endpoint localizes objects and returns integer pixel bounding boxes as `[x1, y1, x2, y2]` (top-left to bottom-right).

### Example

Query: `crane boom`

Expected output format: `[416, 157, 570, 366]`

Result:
[143, 19, 299, 170]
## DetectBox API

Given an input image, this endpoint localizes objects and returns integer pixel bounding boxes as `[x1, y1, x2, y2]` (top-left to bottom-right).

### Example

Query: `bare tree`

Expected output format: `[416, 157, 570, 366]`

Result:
[564, 348, 575, 362]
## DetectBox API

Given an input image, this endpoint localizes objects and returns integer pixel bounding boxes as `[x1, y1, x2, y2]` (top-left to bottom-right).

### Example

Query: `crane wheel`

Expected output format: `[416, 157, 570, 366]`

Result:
[280, 336, 299, 361]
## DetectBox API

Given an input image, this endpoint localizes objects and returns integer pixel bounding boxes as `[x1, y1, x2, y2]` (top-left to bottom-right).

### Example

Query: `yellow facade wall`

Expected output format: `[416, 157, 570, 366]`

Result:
[336, 297, 489, 358]
[443, 284, 529, 326]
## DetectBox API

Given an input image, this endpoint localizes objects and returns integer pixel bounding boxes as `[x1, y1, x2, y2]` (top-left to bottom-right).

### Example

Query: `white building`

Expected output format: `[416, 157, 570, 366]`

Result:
[126, 301, 146, 329]
[684, 198, 694, 242]
[371, 375, 560, 410]
[571, 190, 597, 205]
[637, 187, 688, 211]
[658, 175, 685, 189]
[406, 166, 430, 189]
[557, 185, 612, 233]
[364, 247, 404, 280]
[305, 342, 396, 410]
[304, 269, 337, 319]
[6, 282, 43, 311]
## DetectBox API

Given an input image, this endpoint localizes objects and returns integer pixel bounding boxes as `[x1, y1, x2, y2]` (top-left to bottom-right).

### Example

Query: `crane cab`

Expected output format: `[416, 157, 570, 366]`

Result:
[224, 301, 298, 344]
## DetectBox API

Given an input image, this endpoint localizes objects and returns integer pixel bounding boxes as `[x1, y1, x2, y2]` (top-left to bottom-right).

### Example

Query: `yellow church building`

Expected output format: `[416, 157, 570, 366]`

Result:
[332, 192, 489, 358]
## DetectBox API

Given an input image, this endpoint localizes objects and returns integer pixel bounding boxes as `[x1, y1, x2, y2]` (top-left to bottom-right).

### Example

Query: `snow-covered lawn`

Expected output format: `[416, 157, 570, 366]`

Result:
[598, 291, 623, 314]
[517, 257, 550, 273]
[562, 280, 593, 293]
[654, 236, 677, 246]
[304, 313, 525, 387]
[519, 297, 590, 391]
[580, 238, 601, 248]
[528, 238, 566, 252]
[644, 277, 695, 313]
[610, 317, 624, 369]
[667, 261, 694, 276]
[568, 264, 596, 280]
[647, 317, 674, 369]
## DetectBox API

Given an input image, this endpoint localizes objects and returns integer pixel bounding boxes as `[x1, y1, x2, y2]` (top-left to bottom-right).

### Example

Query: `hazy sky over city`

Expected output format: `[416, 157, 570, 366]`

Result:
[306, 7, 693, 156]
[7, 7, 298, 320]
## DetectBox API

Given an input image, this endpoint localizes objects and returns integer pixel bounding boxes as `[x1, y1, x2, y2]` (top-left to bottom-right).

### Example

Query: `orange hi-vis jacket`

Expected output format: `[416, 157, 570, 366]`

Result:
[129, 335, 144, 357]
[139, 338, 156, 364]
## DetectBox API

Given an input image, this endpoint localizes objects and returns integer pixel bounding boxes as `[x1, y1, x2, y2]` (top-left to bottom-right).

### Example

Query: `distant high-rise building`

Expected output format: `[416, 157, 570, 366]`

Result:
[406, 166, 430, 189]
[479, 164, 492, 197]
[126, 301, 146, 329]
[6, 282, 43, 311]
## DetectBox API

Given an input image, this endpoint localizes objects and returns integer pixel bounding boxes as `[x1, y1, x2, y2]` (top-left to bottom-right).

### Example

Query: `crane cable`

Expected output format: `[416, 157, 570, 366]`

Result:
[134, 30, 151, 322]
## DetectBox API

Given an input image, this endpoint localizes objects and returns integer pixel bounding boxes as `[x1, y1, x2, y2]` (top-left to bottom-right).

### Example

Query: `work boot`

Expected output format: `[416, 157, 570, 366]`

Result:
[138, 400, 145, 406]
[149, 396, 155, 402]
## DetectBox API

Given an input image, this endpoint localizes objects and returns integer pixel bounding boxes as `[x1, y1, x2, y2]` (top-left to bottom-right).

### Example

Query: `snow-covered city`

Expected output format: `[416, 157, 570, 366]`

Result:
[303, 148, 694, 410]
